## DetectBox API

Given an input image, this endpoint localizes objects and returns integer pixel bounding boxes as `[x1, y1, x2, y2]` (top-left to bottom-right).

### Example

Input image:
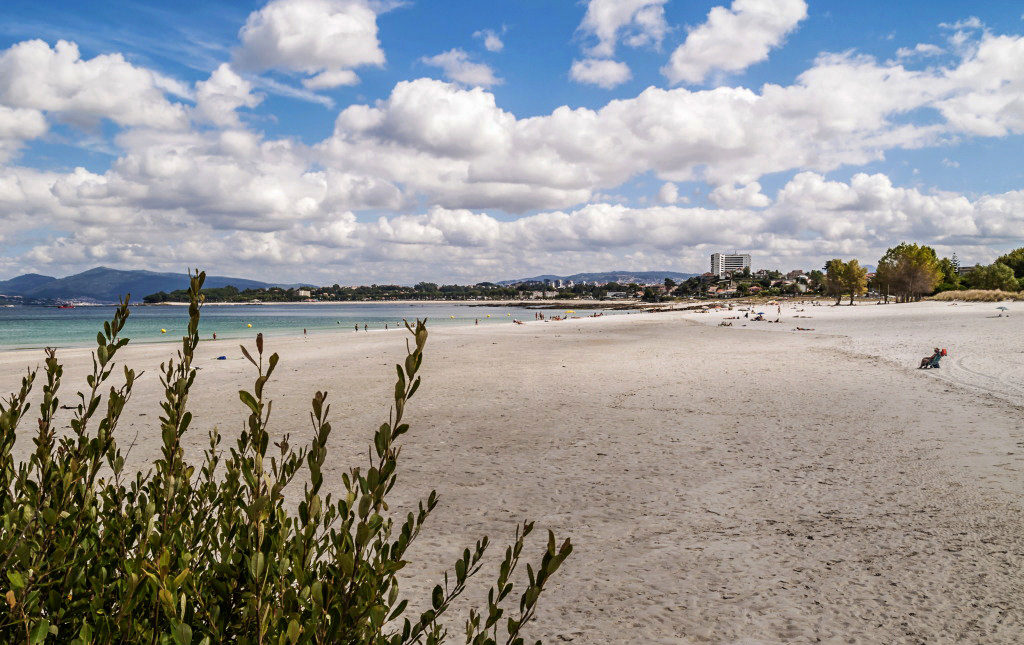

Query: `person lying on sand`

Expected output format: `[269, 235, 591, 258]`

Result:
[795, 327, 814, 331]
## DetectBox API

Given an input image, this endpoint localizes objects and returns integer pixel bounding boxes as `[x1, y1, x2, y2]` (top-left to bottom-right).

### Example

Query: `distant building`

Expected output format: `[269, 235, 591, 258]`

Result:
[711, 253, 751, 277]
[957, 265, 979, 275]
[297, 289, 311, 297]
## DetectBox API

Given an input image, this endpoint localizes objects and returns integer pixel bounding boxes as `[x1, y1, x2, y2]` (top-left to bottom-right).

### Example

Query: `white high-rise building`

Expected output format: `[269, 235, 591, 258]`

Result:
[711, 253, 751, 277]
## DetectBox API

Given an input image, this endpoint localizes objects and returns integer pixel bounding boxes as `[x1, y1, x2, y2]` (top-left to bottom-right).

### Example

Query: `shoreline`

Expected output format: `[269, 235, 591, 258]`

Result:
[140, 298, 641, 308]
[0, 306, 626, 354]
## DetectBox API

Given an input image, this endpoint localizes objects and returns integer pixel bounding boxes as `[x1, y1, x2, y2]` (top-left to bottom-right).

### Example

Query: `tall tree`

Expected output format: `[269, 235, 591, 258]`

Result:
[964, 262, 1018, 291]
[807, 269, 825, 293]
[936, 257, 960, 291]
[995, 247, 1024, 279]
[841, 259, 868, 305]
[824, 259, 846, 305]
[872, 261, 894, 303]
[876, 243, 942, 302]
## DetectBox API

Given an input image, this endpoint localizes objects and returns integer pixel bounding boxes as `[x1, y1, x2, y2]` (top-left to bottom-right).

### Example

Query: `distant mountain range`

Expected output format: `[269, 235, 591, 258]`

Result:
[0, 266, 703, 304]
[498, 271, 699, 286]
[0, 267, 272, 304]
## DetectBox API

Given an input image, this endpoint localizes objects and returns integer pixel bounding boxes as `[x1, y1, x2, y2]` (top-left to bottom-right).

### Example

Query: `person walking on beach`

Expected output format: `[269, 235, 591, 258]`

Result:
[363, 324, 367, 331]
[303, 328, 307, 337]
[354, 324, 358, 332]
[212, 332, 217, 340]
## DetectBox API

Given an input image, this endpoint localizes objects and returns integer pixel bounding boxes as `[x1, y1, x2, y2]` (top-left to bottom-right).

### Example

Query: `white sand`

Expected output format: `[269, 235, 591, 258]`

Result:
[680, 299, 1024, 404]
[2, 303, 1023, 643]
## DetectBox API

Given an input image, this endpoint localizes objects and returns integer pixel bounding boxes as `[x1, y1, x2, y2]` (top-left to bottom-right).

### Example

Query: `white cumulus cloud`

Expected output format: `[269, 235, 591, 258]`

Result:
[578, 0, 669, 58]
[657, 182, 680, 204]
[0, 106, 47, 162]
[474, 29, 504, 53]
[895, 43, 944, 60]
[193, 64, 263, 127]
[709, 181, 771, 208]
[234, 0, 385, 89]
[0, 39, 189, 129]
[570, 58, 632, 89]
[663, 0, 808, 85]
[421, 49, 501, 88]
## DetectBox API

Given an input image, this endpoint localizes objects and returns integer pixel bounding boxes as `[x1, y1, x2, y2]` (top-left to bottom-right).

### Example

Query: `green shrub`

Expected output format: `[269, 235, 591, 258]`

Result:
[1, 270, 571, 644]
[962, 262, 1019, 291]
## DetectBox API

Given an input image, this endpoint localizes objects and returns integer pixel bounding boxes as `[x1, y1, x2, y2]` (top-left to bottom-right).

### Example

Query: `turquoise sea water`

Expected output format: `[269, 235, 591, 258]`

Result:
[0, 303, 602, 350]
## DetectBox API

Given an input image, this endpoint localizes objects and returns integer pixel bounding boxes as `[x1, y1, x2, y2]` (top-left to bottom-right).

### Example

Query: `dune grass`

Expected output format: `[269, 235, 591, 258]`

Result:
[927, 289, 1023, 302]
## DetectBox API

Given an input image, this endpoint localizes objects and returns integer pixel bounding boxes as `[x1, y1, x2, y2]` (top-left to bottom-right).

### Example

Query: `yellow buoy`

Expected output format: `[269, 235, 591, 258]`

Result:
[247, 323, 252, 328]
[160, 329, 167, 333]
[450, 315, 455, 318]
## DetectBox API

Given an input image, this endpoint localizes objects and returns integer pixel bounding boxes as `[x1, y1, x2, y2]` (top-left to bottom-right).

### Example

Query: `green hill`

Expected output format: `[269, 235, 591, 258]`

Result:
[0, 267, 271, 303]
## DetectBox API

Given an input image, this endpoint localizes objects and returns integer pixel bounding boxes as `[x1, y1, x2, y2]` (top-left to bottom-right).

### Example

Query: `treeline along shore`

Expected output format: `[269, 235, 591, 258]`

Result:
[140, 243, 1024, 306]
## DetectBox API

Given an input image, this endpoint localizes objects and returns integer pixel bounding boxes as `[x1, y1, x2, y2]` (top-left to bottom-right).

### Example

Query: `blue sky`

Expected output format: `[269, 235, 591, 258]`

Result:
[0, 0, 1022, 283]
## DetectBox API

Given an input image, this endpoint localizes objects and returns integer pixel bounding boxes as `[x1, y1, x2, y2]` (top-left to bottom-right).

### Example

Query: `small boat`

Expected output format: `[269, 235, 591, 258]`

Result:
[56, 304, 75, 309]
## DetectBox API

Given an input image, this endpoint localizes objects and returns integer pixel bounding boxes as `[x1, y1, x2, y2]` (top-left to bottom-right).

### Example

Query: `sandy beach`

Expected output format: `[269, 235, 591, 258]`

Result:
[2, 302, 1023, 643]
